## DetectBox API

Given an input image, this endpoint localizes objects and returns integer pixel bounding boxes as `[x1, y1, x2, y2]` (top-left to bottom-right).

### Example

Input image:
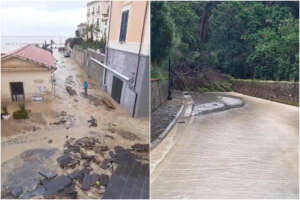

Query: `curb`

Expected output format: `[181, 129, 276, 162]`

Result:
[151, 104, 185, 151]
[191, 95, 245, 117]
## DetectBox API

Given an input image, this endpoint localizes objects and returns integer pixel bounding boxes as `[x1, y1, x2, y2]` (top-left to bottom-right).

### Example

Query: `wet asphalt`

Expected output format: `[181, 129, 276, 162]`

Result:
[151, 92, 299, 199]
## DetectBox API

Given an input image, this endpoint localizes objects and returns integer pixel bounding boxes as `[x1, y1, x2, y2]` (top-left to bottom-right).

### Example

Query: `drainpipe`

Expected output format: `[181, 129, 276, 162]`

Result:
[103, 0, 113, 91]
[132, 1, 149, 117]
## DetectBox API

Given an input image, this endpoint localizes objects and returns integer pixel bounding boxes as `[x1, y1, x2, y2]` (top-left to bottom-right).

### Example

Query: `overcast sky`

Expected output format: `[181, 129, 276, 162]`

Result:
[1, 0, 87, 36]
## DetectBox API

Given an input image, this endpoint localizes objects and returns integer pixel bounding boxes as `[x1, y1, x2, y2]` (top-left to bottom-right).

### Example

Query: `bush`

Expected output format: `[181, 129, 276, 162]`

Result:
[65, 37, 83, 49]
[13, 110, 28, 119]
[78, 39, 106, 52]
[198, 87, 210, 93]
[13, 104, 28, 119]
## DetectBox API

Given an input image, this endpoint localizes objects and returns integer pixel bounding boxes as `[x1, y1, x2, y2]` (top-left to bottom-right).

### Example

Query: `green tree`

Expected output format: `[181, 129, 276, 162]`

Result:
[151, 2, 175, 65]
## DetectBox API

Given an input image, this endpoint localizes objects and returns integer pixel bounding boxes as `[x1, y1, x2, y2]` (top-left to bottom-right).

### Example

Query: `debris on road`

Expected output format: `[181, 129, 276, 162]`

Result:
[50, 111, 76, 129]
[108, 127, 140, 141]
[102, 97, 116, 110]
[38, 169, 57, 180]
[66, 86, 77, 96]
[131, 144, 149, 152]
[88, 116, 97, 127]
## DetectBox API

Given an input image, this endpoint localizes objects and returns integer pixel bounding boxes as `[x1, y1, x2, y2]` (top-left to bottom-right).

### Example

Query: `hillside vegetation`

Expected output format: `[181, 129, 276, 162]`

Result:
[151, 1, 299, 88]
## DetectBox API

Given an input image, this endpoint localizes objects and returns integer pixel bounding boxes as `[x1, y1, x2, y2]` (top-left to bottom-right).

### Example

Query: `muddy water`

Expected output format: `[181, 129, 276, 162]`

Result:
[1, 49, 149, 198]
[151, 92, 298, 199]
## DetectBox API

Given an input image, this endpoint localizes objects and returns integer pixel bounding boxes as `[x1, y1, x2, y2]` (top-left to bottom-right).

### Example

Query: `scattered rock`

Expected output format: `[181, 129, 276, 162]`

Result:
[131, 144, 149, 152]
[51, 119, 66, 125]
[94, 145, 109, 153]
[81, 173, 101, 190]
[105, 134, 114, 140]
[56, 154, 80, 169]
[60, 111, 67, 116]
[74, 137, 98, 150]
[38, 169, 57, 180]
[88, 116, 97, 127]
[100, 159, 112, 170]
[44, 175, 72, 195]
[66, 86, 77, 96]
[94, 156, 102, 164]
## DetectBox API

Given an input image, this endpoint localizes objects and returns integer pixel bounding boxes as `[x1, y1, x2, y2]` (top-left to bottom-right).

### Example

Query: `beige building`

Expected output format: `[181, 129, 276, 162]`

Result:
[87, 0, 110, 41]
[1, 44, 56, 103]
[104, 0, 150, 117]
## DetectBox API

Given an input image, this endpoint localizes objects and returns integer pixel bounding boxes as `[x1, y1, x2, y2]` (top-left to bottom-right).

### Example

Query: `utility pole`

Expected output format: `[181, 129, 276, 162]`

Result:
[168, 55, 172, 100]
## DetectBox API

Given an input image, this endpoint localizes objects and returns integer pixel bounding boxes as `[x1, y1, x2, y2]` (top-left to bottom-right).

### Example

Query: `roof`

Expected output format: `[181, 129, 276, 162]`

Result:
[1, 44, 56, 69]
[78, 22, 87, 27]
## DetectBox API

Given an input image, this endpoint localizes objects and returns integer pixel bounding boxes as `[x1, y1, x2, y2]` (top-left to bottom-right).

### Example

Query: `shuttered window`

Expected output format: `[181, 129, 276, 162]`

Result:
[119, 10, 129, 42]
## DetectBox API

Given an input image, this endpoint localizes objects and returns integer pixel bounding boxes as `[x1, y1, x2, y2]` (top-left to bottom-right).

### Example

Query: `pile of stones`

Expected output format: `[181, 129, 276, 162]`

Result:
[39, 136, 111, 198]
[50, 111, 76, 129]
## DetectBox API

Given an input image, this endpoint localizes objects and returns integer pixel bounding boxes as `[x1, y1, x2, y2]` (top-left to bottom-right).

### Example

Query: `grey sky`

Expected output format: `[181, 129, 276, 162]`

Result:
[1, 0, 87, 36]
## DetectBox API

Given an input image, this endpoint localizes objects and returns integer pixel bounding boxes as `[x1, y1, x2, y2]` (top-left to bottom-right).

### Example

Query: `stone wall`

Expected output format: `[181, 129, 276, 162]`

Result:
[151, 79, 168, 112]
[71, 45, 85, 67]
[71, 46, 105, 88]
[232, 79, 299, 106]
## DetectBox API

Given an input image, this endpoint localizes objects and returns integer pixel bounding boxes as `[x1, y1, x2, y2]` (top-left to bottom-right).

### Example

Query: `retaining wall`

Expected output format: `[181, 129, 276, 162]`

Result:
[232, 79, 299, 106]
[71, 45, 105, 88]
[151, 79, 168, 112]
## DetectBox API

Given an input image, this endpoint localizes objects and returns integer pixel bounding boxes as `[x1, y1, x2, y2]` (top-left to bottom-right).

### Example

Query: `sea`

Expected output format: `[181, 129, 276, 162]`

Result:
[1, 36, 69, 53]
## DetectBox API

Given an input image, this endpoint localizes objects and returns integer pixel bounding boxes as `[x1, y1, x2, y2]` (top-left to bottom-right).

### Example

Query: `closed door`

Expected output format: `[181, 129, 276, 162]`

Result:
[10, 82, 25, 102]
[111, 76, 123, 104]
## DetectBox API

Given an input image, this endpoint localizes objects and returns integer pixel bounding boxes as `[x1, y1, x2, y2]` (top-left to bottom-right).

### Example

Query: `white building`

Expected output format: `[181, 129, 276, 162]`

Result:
[87, 0, 110, 41]
[76, 23, 87, 39]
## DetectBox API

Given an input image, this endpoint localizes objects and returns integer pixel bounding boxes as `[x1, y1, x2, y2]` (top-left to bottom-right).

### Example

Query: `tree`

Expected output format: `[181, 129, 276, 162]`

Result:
[151, 1, 175, 65]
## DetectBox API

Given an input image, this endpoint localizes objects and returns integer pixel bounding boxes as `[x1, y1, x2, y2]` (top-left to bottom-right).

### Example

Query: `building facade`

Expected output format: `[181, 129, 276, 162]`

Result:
[76, 23, 87, 39]
[86, 0, 110, 41]
[1, 45, 56, 103]
[104, 1, 150, 117]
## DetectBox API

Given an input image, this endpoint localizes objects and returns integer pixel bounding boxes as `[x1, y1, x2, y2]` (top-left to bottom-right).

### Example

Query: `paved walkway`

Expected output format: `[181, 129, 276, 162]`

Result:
[151, 90, 184, 142]
[151, 92, 299, 199]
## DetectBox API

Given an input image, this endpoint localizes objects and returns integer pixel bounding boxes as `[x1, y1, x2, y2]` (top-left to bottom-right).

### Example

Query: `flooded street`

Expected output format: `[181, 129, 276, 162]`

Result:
[1, 49, 149, 198]
[151, 92, 298, 199]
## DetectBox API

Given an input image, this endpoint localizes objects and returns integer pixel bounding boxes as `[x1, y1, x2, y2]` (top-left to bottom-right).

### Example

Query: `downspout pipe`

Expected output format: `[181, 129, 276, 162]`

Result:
[132, 1, 149, 117]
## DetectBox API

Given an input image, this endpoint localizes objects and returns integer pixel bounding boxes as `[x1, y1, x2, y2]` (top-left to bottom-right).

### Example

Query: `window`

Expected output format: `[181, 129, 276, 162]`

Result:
[119, 10, 129, 42]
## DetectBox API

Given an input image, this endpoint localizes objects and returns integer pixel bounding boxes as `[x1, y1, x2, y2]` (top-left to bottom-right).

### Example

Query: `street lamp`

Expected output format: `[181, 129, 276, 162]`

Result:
[168, 55, 172, 100]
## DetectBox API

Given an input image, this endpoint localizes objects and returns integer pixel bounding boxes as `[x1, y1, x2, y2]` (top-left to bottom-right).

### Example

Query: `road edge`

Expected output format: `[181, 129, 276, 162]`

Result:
[151, 104, 185, 151]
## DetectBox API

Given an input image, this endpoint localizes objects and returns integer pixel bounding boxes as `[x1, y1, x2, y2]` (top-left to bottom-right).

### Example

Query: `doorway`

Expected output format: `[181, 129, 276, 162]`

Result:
[10, 82, 25, 102]
[111, 76, 123, 103]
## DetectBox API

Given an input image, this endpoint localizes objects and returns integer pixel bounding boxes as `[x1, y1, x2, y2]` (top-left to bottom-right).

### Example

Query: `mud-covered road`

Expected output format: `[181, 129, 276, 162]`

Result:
[1, 49, 149, 198]
[151, 92, 298, 199]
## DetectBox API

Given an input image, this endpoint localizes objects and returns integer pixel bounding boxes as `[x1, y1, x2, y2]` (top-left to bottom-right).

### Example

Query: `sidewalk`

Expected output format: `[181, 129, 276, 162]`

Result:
[151, 90, 184, 142]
